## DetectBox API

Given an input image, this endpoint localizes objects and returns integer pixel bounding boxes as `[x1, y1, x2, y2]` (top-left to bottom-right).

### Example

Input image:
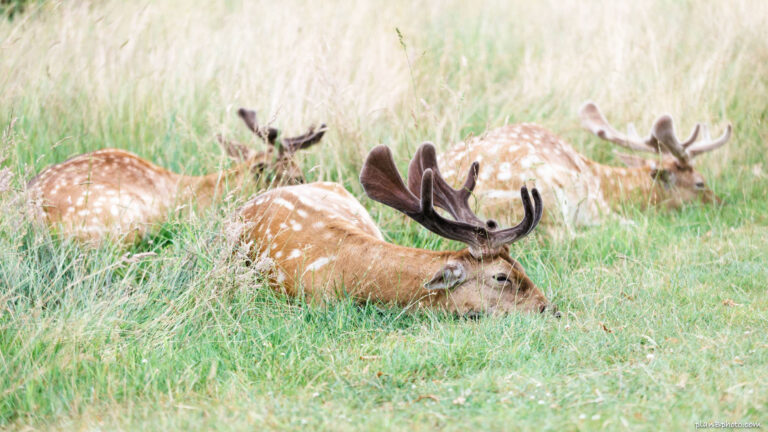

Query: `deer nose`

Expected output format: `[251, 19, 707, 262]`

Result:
[540, 304, 561, 318]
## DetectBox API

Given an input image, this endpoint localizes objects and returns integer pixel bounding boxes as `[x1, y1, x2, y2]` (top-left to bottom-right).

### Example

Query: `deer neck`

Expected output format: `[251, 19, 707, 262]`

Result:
[326, 230, 459, 306]
[175, 161, 253, 209]
[587, 161, 660, 209]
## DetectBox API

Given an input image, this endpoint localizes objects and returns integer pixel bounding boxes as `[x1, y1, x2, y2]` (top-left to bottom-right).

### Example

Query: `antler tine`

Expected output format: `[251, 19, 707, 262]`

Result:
[652, 115, 691, 164]
[681, 123, 702, 148]
[281, 123, 328, 154]
[237, 108, 278, 144]
[524, 187, 543, 236]
[359, 145, 421, 214]
[687, 123, 732, 158]
[579, 101, 659, 154]
[487, 186, 539, 249]
[407, 142, 484, 226]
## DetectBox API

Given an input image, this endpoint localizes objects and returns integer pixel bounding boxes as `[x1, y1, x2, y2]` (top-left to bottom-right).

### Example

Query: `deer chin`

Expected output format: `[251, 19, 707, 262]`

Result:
[700, 189, 722, 205]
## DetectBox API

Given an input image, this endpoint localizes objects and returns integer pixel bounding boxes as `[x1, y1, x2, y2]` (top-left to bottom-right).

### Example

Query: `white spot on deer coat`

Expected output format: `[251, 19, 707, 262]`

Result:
[305, 256, 334, 272]
[273, 198, 295, 210]
[496, 162, 513, 181]
[287, 249, 301, 260]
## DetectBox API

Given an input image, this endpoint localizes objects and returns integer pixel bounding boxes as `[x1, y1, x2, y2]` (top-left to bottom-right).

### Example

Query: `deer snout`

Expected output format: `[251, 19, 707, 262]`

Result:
[540, 303, 562, 318]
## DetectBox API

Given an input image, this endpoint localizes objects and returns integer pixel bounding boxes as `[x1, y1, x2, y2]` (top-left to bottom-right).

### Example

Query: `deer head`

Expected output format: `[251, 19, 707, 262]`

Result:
[360, 143, 558, 317]
[580, 101, 732, 207]
[218, 108, 327, 185]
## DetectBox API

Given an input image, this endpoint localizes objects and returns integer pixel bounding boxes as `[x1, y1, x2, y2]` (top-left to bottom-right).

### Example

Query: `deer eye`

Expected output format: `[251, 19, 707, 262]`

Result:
[493, 273, 510, 284]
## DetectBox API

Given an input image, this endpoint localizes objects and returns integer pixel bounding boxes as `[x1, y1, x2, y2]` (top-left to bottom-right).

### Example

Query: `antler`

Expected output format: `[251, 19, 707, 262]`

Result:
[581, 101, 732, 165]
[579, 101, 662, 154]
[237, 108, 278, 144]
[406, 142, 485, 227]
[652, 115, 732, 163]
[360, 144, 543, 259]
[236, 108, 327, 156]
[281, 123, 328, 155]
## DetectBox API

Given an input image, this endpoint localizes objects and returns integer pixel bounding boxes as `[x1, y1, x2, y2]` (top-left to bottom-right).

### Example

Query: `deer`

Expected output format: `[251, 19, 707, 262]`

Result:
[231, 142, 560, 317]
[437, 101, 732, 228]
[27, 108, 326, 242]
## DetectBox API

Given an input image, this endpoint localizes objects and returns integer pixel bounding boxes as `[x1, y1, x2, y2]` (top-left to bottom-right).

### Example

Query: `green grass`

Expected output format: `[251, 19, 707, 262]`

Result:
[1, 0, 767, 430]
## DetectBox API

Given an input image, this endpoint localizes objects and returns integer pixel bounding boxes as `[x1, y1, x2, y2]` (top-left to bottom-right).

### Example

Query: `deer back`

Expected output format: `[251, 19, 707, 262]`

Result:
[27, 149, 180, 241]
[234, 182, 385, 297]
[439, 124, 607, 227]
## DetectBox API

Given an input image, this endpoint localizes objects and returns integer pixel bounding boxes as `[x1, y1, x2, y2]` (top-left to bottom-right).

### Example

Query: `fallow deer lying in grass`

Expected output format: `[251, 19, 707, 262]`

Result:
[27, 108, 326, 242]
[438, 102, 732, 227]
[233, 143, 559, 317]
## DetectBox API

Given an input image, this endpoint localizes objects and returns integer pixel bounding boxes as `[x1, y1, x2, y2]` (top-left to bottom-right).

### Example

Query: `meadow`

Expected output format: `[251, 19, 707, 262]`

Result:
[1, 0, 767, 430]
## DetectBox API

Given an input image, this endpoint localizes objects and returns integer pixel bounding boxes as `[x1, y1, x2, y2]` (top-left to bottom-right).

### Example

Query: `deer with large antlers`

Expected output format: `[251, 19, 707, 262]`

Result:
[28, 108, 326, 242]
[438, 101, 732, 227]
[232, 143, 558, 317]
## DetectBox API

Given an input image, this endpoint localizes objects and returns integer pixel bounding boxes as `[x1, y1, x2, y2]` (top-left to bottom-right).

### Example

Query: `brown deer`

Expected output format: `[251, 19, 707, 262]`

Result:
[27, 108, 326, 242]
[232, 143, 558, 317]
[438, 101, 732, 227]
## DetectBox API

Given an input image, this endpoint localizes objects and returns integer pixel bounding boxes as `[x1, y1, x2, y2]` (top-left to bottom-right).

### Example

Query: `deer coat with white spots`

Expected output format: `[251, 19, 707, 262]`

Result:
[438, 102, 731, 228]
[27, 108, 326, 242]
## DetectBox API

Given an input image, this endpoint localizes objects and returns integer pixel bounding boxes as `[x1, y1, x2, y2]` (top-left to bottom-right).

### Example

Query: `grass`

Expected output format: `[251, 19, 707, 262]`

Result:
[1, 0, 767, 430]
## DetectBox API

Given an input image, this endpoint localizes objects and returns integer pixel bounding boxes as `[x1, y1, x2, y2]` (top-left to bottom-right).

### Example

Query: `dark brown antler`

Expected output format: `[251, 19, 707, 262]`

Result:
[237, 108, 278, 144]
[236, 107, 327, 156]
[281, 123, 328, 155]
[360, 144, 542, 259]
[407, 142, 485, 227]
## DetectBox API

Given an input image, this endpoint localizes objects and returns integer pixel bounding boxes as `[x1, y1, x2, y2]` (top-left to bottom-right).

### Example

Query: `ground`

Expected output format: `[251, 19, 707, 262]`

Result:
[0, 0, 766, 430]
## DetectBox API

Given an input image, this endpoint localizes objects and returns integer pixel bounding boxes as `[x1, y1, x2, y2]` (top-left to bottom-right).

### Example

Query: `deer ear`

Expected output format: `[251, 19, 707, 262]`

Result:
[424, 263, 466, 291]
[650, 168, 675, 187]
[614, 152, 650, 168]
[217, 134, 257, 162]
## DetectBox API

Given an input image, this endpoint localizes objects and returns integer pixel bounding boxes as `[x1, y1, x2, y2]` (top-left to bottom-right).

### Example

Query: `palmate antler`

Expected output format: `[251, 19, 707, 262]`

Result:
[360, 143, 542, 259]
[579, 101, 732, 165]
[236, 108, 327, 156]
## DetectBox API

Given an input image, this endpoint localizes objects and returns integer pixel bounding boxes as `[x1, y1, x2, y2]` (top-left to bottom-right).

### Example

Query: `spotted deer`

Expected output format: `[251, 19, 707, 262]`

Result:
[27, 108, 326, 242]
[438, 102, 732, 228]
[233, 143, 558, 317]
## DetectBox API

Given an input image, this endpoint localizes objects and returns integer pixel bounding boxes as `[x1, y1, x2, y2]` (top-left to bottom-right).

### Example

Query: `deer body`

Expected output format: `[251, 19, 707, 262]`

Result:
[28, 108, 326, 242]
[28, 148, 263, 241]
[439, 123, 615, 227]
[234, 144, 557, 317]
[439, 103, 731, 227]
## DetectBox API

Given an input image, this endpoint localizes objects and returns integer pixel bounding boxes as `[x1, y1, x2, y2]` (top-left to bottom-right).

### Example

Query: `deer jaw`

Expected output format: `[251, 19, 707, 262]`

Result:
[233, 182, 554, 317]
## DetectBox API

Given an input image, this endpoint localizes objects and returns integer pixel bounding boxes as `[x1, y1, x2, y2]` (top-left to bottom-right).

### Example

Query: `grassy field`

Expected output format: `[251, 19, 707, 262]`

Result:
[1, 0, 767, 430]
